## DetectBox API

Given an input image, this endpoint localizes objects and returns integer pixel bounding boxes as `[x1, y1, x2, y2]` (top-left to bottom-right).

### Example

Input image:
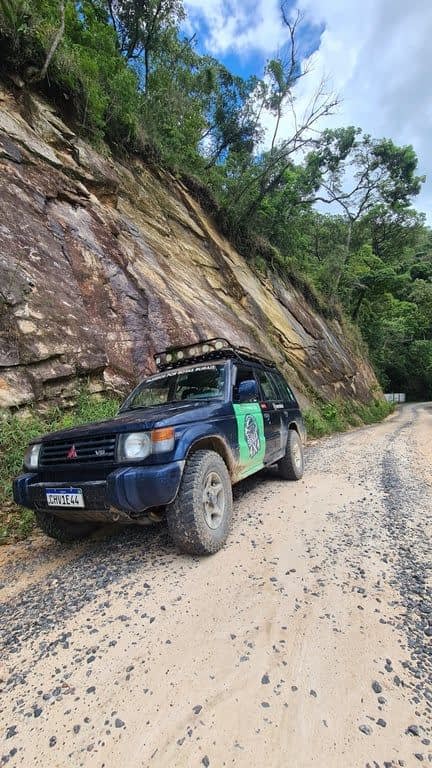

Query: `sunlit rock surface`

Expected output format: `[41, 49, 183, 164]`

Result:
[0, 83, 379, 410]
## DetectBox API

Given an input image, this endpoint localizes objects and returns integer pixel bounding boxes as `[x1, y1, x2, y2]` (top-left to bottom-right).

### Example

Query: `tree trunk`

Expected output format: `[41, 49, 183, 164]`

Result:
[144, 47, 149, 94]
[351, 288, 366, 320]
[330, 219, 352, 302]
[39, 0, 65, 81]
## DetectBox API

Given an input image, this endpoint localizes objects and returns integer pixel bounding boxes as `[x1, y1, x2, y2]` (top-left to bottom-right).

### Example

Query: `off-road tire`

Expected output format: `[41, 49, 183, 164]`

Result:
[35, 510, 99, 543]
[278, 429, 304, 480]
[167, 450, 233, 555]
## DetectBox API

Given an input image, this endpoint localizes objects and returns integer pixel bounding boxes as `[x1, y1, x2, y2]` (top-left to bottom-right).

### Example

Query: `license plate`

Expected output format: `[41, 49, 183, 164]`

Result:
[46, 488, 84, 508]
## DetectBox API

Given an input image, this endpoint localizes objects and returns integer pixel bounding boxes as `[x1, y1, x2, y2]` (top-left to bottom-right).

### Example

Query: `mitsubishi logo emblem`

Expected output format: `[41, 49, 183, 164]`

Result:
[67, 445, 78, 459]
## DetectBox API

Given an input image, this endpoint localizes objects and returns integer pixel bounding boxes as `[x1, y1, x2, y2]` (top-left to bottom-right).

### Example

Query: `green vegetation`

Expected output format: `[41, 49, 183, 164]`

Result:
[0, 392, 120, 542]
[304, 399, 395, 439]
[0, 0, 430, 402]
[0, 388, 394, 543]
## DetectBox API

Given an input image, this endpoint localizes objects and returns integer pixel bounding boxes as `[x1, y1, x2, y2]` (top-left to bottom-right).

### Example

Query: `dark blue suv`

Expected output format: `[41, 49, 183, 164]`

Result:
[13, 339, 306, 555]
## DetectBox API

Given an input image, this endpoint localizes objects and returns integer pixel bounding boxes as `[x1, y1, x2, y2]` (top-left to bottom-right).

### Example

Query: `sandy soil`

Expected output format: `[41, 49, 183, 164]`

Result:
[0, 402, 431, 768]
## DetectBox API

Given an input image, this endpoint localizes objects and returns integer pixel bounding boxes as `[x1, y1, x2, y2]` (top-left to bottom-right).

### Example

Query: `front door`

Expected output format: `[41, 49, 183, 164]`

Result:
[232, 365, 266, 479]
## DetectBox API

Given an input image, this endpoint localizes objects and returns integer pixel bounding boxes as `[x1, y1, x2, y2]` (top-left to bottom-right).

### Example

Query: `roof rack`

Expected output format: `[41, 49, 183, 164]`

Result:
[153, 337, 276, 371]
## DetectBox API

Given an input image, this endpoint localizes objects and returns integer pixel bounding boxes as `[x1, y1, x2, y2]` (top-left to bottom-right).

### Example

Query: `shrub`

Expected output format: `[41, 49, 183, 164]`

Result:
[0, 390, 120, 543]
[304, 398, 394, 439]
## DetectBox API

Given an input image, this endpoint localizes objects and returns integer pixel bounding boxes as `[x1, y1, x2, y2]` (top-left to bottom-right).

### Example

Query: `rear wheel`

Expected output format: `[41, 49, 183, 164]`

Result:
[278, 429, 304, 480]
[35, 510, 100, 543]
[167, 450, 233, 555]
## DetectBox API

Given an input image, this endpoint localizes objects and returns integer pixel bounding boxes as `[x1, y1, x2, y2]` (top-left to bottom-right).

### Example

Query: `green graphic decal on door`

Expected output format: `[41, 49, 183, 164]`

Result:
[233, 403, 266, 479]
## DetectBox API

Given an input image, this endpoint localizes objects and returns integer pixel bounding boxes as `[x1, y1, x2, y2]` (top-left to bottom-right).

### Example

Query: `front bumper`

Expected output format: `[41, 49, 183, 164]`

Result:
[13, 461, 184, 522]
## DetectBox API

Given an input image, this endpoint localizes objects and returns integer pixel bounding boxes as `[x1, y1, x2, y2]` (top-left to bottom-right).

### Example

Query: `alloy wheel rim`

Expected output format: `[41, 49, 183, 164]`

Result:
[202, 471, 225, 529]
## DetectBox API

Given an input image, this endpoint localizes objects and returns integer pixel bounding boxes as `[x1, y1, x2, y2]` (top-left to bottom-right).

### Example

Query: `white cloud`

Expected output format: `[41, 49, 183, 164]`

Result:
[278, 0, 432, 220]
[184, 0, 292, 57]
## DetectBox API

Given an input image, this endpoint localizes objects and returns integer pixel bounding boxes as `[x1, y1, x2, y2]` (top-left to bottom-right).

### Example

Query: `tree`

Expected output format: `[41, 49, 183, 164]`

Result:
[199, 63, 263, 170]
[105, 0, 184, 92]
[309, 127, 425, 299]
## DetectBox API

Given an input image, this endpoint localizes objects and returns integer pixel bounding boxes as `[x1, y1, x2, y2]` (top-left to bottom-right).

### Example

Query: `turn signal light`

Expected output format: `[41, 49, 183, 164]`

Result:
[151, 427, 175, 442]
[151, 427, 175, 453]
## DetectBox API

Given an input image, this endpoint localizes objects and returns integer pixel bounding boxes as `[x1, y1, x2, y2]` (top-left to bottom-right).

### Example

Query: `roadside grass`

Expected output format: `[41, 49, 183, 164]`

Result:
[0, 392, 120, 544]
[304, 398, 395, 439]
[1, 393, 394, 544]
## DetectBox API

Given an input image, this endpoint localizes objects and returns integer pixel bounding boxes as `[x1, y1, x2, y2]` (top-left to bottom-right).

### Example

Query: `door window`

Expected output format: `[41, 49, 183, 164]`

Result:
[233, 367, 259, 403]
[272, 372, 296, 403]
[256, 369, 279, 402]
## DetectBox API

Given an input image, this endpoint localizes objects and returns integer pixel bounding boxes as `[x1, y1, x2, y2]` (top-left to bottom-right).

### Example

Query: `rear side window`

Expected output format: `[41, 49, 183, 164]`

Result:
[256, 369, 279, 402]
[272, 372, 296, 403]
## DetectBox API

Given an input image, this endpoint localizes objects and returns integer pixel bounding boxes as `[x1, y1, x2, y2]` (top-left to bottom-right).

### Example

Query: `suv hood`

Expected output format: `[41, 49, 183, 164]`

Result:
[36, 401, 225, 443]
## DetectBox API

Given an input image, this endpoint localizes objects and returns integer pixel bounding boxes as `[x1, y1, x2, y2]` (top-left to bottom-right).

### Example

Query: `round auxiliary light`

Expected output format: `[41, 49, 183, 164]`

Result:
[155, 356, 161, 365]
[215, 340, 224, 350]
[177, 351, 184, 360]
[166, 353, 173, 362]
[202, 344, 210, 353]
[189, 347, 198, 356]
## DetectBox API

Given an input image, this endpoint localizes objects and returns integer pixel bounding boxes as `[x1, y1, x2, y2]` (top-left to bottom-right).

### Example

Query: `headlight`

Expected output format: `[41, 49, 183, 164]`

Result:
[117, 429, 175, 462]
[24, 443, 41, 470]
[117, 432, 152, 461]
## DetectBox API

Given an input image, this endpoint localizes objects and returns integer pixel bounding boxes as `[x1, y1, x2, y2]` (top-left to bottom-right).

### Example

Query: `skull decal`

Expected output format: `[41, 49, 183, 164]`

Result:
[244, 414, 261, 458]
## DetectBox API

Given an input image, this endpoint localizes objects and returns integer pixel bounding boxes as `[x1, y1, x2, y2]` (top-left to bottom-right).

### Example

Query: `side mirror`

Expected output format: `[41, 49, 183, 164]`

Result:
[236, 379, 259, 403]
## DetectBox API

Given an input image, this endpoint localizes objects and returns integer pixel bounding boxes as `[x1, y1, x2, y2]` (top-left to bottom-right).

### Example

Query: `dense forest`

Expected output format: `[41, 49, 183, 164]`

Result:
[0, 0, 431, 399]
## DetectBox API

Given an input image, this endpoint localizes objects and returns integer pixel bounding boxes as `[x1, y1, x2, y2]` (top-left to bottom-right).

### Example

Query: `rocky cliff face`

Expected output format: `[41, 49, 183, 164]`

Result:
[0, 82, 379, 410]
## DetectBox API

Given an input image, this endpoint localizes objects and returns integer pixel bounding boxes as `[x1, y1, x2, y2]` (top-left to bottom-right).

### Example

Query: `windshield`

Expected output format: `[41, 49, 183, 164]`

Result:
[123, 364, 226, 410]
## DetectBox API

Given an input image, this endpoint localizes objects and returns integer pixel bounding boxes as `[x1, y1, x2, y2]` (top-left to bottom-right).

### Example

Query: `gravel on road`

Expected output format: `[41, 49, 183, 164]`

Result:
[0, 402, 431, 768]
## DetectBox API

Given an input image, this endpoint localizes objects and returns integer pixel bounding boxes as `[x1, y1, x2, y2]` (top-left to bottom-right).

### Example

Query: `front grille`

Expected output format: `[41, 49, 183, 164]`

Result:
[39, 435, 117, 467]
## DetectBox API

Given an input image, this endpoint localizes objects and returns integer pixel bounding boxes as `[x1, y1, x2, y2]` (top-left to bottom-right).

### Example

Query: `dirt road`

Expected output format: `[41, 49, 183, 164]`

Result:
[1, 402, 431, 768]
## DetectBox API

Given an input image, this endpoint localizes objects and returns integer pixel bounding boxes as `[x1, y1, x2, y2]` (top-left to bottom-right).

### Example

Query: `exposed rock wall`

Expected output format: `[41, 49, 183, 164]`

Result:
[0, 83, 379, 410]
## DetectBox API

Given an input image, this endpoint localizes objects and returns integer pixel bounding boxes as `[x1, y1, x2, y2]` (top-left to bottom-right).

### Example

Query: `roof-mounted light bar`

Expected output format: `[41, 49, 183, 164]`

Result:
[154, 338, 229, 370]
[153, 338, 276, 371]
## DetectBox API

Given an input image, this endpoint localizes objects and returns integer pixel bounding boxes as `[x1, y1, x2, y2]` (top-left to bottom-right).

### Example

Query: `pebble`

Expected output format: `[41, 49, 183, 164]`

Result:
[359, 724, 372, 735]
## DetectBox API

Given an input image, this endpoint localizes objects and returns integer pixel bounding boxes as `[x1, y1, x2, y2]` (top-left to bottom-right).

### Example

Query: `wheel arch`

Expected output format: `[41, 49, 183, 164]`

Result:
[186, 435, 235, 476]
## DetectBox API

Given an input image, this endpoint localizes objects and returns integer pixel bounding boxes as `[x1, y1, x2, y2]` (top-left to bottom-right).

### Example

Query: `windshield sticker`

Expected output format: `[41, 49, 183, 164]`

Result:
[148, 365, 219, 381]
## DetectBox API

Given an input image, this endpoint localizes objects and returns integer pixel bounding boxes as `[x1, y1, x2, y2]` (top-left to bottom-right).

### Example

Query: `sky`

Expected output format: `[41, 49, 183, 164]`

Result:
[184, 0, 432, 222]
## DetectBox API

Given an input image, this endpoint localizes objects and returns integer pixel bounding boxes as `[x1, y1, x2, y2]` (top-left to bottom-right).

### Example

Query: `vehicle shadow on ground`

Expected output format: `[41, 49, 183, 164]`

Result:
[96, 466, 280, 541]
[0, 468, 287, 657]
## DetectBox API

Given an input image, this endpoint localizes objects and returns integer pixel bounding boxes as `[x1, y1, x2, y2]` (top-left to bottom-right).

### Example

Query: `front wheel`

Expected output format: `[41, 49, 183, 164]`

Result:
[278, 429, 304, 480]
[167, 450, 233, 555]
[35, 510, 100, 543]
